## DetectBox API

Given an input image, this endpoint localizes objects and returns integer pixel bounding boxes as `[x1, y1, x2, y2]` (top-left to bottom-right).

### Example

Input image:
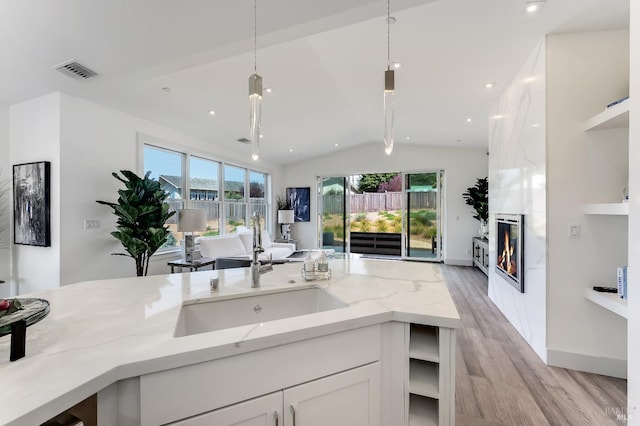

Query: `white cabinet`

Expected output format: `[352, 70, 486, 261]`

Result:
[169, 363, 380, 426]
[472, 237, 489, 276]
[283, 363, 380, 426]
[582, 99, 630, 318]
[170, 392, 282, 426]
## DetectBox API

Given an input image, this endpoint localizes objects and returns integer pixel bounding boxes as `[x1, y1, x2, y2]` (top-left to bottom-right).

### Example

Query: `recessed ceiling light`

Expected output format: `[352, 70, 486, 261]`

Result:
[523, 77, 537, 83]
[259, 134, 264, 138]
[525, 1, 545, 13]
[484, 82, 496, 89]
[162, 87, 171, 92]
[532, 123, 540, 127]
[289, 148, 293, 152]
[492, 115, 504, 119]
[334, 143, 339, 147]
[207, 110, 216, 116]
[265, 87, 273, 94]
[466, 118, 472, 123]
[392, 62, 403, 69]
[406, 136, 411, 141]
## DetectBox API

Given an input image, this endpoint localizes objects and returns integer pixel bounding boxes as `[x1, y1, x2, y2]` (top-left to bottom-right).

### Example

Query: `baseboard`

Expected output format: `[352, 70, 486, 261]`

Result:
[547, 349, 627, 379]
[444, 258, 473, 266]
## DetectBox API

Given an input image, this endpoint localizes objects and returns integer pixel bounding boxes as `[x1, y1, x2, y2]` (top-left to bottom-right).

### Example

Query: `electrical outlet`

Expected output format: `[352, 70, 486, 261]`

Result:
[84, 219, 100, 230]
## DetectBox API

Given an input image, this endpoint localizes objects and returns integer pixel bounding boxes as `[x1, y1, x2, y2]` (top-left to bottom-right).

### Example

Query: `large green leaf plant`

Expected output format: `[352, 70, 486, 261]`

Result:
[97, 170, 175, 276]
[462, 177, 489, 223]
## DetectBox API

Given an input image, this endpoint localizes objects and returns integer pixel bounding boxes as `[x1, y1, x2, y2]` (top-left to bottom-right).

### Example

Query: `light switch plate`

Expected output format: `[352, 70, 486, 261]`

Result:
[84, 219, 100, 230]
[569, 224, 581, 239]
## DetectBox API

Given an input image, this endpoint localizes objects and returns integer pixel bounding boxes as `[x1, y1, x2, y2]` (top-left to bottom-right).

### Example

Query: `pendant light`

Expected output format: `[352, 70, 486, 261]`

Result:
[383, 0, 395, 155]
[249, 0, 262, 161]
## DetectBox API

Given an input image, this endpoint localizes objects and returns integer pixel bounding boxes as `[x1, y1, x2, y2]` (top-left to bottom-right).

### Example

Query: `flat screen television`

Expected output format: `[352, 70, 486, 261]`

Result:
[495, 214, 524, 293]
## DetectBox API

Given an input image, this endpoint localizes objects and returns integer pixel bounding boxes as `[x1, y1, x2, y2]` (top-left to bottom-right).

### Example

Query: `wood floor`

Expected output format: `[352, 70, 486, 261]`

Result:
[441, 265, 627, 426]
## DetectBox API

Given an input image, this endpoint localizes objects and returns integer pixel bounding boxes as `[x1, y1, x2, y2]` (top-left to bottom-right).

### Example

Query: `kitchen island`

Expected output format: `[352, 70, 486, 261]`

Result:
[0, 257, 460, 425]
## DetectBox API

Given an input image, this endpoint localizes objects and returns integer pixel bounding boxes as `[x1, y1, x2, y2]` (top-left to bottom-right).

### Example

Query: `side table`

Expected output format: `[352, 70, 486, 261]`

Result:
[168, 257, 215, 273]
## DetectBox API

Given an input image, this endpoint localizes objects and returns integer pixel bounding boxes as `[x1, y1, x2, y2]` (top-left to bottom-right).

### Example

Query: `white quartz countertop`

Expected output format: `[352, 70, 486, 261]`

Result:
[0, 257, 459, 425]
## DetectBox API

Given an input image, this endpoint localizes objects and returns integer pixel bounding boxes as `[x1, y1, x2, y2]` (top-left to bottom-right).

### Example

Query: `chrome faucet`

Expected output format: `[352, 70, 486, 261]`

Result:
[250, 212, 272, 287]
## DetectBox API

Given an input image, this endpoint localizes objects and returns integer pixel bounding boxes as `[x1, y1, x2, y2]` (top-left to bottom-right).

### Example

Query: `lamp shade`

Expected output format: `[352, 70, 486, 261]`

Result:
[278, 210, 295, 224]
[177, 209, 207, 232]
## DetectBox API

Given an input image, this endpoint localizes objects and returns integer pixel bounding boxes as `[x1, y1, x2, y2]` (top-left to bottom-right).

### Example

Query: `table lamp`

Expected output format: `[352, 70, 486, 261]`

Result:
[278, 209, 295, 241]
[177, 209, 207, 262]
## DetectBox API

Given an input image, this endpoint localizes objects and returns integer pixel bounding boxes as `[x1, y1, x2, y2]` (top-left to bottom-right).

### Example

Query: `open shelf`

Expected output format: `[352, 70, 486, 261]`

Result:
[583, 203, 629, 215]
[408, 394, 438, 426]
[409, 325, 439, 363]
[584, 287, 627, 319]
[583, 100, 630, 131]
[409, 359, 439, 399]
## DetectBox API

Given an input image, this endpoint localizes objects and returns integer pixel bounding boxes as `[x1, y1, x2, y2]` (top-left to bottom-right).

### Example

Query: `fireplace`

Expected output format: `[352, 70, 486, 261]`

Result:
[495, 214, 524, 292]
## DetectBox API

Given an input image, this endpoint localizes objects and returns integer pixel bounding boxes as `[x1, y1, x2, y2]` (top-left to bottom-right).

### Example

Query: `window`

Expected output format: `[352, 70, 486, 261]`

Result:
[144, 145, 184, 250]
[142, 139, 271, 252]
[250, 170, 267, 230]
[190, 157, 220, 237]
[224, 164, 246, 233]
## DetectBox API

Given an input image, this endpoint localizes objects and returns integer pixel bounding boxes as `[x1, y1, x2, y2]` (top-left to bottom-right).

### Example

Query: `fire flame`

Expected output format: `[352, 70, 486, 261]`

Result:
[497, 229, 517, 276]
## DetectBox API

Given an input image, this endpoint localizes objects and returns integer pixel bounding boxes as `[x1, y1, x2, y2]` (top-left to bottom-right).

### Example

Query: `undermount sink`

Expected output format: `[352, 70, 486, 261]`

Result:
[174, 287, 348, 337]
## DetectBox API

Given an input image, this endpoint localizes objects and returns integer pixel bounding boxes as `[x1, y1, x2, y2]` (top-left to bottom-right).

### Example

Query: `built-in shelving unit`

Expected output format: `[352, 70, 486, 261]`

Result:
[408, 394, 438, 426]
[584, 287, 628, 319]
[583, 203, 629, 215]
[408, 324, 439, 425]
[582, 97, 630, 319]
[583, 100, 629, 131]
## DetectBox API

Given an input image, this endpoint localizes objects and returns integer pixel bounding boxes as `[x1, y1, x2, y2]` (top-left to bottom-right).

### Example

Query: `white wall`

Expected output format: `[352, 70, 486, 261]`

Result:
[628, 0, 639, 420]
[282, 143, 488, 264]
[545, 30, 628, 378]
[488, 40, 547, 361]
[9, 92, 283, 290]
[0, 104, 10, 298]
[9, 93, 62, 294]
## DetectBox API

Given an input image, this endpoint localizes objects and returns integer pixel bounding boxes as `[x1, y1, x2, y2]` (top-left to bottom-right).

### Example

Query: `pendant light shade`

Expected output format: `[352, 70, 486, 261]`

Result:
[384, 68, 395, 155]
[249, 73, 262, 161]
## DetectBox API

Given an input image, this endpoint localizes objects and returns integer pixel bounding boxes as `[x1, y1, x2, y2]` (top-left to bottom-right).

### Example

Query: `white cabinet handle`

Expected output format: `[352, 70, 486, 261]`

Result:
[273, 410, 279, 426]
[289, 405, 296, 426]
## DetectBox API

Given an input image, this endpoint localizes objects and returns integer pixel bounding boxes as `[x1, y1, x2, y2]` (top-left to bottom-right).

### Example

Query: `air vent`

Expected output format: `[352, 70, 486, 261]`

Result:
[236, 137, 251, 144]
[54, 60, 98, 80]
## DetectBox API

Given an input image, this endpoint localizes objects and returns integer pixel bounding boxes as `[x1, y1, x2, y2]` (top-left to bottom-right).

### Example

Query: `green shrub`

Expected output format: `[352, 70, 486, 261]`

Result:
[411, 210, 433, 227]
[392, 222, 402, 233]
[354, 212, 366, 222]
[360, 219, 371, 232]
[375, 219, 389, 232]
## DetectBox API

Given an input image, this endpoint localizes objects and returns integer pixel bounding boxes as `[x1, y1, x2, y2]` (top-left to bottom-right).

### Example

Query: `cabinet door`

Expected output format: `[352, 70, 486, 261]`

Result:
[169, 391, 282, 426]
[283, 362, 380, 426]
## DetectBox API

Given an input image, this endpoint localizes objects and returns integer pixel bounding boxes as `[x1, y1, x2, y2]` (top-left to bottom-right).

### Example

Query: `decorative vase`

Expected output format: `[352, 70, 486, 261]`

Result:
[479, 220, 488, 239]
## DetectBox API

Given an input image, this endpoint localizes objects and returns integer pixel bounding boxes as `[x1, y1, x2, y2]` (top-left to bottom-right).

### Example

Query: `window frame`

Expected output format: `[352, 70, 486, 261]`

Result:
[138, 134, 272, 254]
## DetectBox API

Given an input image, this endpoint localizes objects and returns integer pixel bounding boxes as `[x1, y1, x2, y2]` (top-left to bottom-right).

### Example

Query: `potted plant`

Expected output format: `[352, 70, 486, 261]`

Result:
[462, 177, 489, 238]
[97, 170, 176, 276]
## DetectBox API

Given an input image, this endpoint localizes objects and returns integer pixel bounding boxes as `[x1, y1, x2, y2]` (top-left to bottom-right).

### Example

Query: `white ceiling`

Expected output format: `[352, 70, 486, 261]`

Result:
[0, 0, 629, 165]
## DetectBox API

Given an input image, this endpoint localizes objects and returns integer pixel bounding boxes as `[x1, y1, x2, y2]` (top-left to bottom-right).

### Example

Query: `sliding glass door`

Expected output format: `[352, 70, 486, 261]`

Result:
[320, 177, 347, 253]
[404, 172, 442, 260]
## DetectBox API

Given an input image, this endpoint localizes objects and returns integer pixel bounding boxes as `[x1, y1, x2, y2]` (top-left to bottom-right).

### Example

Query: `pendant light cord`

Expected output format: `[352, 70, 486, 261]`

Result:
[387, 0, 390, 68]
[254, 0, 257, 73]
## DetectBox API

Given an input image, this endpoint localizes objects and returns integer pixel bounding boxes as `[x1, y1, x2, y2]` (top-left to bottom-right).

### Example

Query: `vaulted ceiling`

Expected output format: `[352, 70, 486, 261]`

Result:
[0, 0, 629, 164]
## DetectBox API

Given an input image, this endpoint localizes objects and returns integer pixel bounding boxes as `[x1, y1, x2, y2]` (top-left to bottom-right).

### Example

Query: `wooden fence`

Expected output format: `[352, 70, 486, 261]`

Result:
[165, 200, 267, 224]
[323, 191, 436, 215]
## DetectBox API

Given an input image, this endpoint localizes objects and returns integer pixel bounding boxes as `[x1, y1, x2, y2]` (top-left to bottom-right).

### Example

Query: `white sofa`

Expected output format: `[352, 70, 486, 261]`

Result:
[198, 230, 296, 262]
